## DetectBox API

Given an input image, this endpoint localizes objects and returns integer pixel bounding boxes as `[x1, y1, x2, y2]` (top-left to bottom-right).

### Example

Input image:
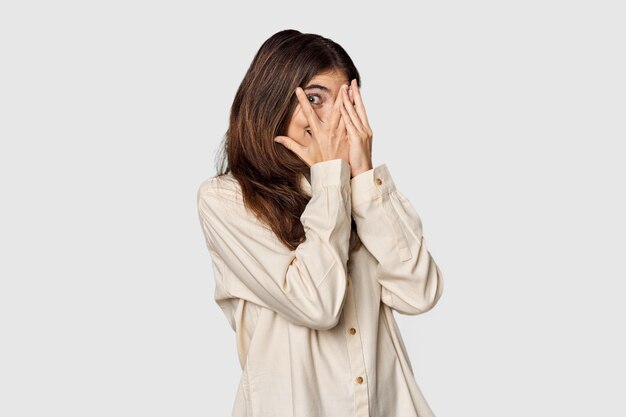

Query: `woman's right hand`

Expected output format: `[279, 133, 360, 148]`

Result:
[274, 85, 350, 167]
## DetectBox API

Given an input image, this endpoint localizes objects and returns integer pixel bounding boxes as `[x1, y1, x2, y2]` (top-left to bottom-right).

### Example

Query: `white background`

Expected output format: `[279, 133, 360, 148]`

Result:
[1, 1, 624, 416]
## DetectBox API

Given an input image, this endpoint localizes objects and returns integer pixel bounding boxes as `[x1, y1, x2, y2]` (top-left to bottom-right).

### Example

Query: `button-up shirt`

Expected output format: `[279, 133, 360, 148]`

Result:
[196, 158, 444, 417]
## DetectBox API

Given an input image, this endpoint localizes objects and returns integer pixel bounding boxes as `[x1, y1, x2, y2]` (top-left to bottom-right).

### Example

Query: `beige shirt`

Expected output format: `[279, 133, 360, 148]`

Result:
[196, 158, 444, 417]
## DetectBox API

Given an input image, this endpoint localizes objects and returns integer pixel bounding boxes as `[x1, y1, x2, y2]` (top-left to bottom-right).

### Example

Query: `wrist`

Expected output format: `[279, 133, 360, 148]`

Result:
[351, 165, 373, 178]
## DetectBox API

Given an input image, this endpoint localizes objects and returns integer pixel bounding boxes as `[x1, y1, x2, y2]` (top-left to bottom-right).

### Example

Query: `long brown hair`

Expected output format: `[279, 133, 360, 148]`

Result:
[213, 29, 362, 252]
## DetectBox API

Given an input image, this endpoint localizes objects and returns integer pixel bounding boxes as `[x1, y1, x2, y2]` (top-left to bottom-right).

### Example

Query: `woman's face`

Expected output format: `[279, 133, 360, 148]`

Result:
[285, 69, 350, 148]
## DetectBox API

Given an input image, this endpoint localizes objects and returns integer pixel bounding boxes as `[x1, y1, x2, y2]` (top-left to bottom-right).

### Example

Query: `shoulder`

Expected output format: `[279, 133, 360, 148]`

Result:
[196, 173, 267, 230]
[197, 173, 242, 208]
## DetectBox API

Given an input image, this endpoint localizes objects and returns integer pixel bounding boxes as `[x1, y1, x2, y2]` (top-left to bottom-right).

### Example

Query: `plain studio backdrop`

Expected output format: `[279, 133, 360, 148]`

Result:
[1, 1, 624, 416]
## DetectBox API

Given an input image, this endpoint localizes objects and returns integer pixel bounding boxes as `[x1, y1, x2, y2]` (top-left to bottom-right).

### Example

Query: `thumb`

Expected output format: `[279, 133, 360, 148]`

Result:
[274, 135, 304, 155]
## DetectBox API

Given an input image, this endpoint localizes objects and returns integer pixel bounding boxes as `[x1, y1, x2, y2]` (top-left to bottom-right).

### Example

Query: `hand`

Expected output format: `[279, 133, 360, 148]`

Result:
[341, 79, 373, 177]
[274, 85, 350, 167]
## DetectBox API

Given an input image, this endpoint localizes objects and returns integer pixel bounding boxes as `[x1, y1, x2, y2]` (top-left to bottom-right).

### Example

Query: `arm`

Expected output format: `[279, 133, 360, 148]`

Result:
[197, 159, 352, 330]
[350, 164, 444, 315]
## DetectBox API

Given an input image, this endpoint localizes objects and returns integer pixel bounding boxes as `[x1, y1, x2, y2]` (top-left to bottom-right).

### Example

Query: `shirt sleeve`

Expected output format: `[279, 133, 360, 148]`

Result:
[350, 164, 444, 315]
[197, 158, 352, 330]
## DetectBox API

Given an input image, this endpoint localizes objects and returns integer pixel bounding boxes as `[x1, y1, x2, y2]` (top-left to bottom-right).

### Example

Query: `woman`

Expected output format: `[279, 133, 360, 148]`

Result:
[196, 29, 444, 417]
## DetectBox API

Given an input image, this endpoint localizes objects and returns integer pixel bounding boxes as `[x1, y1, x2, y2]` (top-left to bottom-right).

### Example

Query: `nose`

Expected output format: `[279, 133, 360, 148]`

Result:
[315, 107, 331, 124]
[314, 96, 339, 124]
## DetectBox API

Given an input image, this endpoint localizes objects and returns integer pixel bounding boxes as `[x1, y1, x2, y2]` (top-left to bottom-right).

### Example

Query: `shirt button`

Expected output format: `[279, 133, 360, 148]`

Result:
[375, 177, 382, 185]
[355, 376, 364, 384]
[348, 327, 357, 335]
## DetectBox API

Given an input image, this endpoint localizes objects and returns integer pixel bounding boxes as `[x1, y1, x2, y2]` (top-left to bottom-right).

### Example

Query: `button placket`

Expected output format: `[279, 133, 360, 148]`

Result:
[343, 273, 369, 416]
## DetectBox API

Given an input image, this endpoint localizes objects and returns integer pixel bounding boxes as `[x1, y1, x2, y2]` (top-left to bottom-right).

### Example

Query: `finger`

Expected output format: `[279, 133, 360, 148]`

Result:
[339, 105, 359, 141]
[274, 135, 306, 157]
[350, 79, 371, 130]
[336, 110, 346, 137]
[294, 87, 321, 133]
[328, 84, 347, 132]
[341, 86, 365, 134]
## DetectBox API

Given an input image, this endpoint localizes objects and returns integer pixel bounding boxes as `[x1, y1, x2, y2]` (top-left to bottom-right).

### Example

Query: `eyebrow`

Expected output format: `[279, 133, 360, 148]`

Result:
[304, 84, 331, 93]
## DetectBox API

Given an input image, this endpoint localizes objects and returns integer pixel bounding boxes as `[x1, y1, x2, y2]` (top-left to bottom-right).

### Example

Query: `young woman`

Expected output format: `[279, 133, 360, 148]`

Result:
[196, 29, 444, 417]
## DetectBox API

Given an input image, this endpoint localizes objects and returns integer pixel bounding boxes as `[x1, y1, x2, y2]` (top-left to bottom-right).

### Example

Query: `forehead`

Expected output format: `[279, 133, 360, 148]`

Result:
[306, 70, 349, 90]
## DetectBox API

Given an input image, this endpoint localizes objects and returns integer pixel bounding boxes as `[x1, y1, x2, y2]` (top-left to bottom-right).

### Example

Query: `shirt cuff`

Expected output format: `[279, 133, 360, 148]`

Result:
[350, 163, 396, 206]
[310, 158, 351, 189]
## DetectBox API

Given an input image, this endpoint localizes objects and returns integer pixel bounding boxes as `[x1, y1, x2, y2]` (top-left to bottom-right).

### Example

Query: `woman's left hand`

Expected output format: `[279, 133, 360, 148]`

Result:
[341, 79, 373, 178]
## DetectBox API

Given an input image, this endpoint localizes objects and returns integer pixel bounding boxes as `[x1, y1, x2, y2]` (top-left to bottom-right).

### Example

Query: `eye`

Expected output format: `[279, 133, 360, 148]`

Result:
[307, 94, 322, 105]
